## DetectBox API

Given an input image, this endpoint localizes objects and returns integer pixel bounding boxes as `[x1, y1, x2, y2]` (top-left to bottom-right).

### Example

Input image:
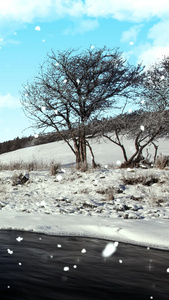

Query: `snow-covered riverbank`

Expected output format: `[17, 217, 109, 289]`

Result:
[0, 137, 168, 249]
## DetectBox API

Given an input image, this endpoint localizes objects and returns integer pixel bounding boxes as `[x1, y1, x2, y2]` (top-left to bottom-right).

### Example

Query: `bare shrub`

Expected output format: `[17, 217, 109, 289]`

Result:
[122, 174, 159, 186]
[50, 162, 61, 175]
[96, 187, 116, 200]
[155, 154, 169, 169]
[76, 162, 88, 172]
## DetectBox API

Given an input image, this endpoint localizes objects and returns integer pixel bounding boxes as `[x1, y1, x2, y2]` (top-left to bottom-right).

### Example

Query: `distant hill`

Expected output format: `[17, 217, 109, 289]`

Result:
[0, 109, 168, 155]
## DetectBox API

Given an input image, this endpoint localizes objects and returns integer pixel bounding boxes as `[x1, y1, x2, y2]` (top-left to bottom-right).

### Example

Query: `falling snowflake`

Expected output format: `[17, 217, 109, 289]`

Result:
[50, 255, 53, 259]
[55, 62, 59, 66]
[63, 79, 67, 83]
[129, 41, 134, 45]
[161, 75, 165, 80]
[116, 160, 122, 167]
[166, 268, 169, 273]
[105, 165, 108, 169]
[76, 79, 80, 84]
[7, 249, 13, 255]
[16, 237, 23, 242]
[73, 265, 77, 269]
[63, 266, 69, 271]
[41, 106, 46, 112]
[18, 262, 22, 266]
[140, 125, 145, 131]
[34, 134, 39, 138]
[57, 244, 62, 248]
[81, 248, 86, 253]
[42, 39, 46, 43]
[35, 26, 41, 31]
[55, 109, 58, 115]
[119, 259, 123, 264]
[102, 242, 119, 258]
[91, 45, 95, 49]
[0, 38, 3, 42]
[40, 201, 46, 207]
[7, 286, 10, 289]
[56, 175, 62, 181]
[128, 108, 132, 113]
[25, 93, 28, 97]
[141, 100, 145, 104]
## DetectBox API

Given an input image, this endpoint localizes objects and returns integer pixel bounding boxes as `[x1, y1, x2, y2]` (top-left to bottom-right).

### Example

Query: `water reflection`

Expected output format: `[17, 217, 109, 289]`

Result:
[0, 230, 168, 299]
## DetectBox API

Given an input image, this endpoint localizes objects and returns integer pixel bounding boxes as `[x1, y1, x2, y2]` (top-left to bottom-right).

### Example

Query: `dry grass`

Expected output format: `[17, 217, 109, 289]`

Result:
[155, 154, 169, 169]
[50, 162, 61, 175]
[96, 186, 118, 200]
[121, 173, 159, 186]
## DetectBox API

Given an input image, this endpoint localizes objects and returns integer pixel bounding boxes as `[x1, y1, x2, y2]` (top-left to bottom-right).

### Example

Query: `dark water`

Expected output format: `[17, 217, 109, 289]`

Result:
[0, 230, 169, 300]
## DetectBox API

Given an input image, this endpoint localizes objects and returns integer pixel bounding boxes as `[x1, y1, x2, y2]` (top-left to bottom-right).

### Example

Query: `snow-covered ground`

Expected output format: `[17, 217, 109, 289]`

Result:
[0, 137, 169, 250]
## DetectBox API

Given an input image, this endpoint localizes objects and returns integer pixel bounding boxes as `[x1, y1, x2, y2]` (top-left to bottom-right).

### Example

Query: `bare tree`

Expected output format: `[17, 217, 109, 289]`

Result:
[141, 56, 169, 112]
[20, 46, 143, 168]
[97, 109, 169, 167]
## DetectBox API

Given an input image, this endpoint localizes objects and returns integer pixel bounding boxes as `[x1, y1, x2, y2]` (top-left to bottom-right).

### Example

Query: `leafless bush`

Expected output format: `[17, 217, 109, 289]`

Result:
[50, 162, 61, 175]
[96, 186, 116, 200]
[76, 162, 88, 172]
[122, 174, 159, 186]
[155, 154, 169, 169]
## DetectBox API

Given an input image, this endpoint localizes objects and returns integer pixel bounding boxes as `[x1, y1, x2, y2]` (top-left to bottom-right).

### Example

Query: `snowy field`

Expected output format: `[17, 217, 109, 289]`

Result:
[0, 137, 169, 250]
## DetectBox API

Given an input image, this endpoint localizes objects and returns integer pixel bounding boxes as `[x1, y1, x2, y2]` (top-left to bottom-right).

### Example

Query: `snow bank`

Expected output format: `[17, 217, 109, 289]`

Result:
[0, 211, 169, 250]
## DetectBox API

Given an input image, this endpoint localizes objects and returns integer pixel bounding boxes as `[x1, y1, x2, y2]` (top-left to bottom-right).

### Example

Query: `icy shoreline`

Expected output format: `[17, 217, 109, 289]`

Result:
[0, 211, 169, 250]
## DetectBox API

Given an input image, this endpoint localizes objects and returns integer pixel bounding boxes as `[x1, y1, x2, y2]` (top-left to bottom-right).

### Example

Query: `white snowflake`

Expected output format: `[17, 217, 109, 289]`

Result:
[128, 108, 132, 113]
[91, 45, 95, 49]
[63, 266, 69, 271]
[7, 249, 13, 255]
[119, 259, 123, 263]
[63, 79, 67, 83]
[41, 106, 46, 112]
[102, 242, 119, 258]
[129, 41, 134, 45]
[166, 268, 169, 273]
[35, 26, 41, 31]
[56, 175, 62, 181]
[116, 160, 122, 167]
[81, 248, 86, 253]
[161, 75, 165, 80]
[73, 265, 77, 269]
[57, 244, 62, 248]
[16, 237, 23, 242]
[42, 39, 45, 43]
[140, 125, 145, 131]
[0, 38, 3, 42]
[76, 79, 80, 84]
[34, 134, 39, 138]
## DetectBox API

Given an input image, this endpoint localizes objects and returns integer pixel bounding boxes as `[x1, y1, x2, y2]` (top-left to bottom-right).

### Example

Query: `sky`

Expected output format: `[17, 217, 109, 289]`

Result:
[0, 0, 169, 142]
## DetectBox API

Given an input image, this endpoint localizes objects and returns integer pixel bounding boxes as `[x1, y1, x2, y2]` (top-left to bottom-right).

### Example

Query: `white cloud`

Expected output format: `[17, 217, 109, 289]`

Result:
[64, 18, 99, 35]
[121, 25, 143, 43]
[148, 20, 169, 46]
[85, 0, 169, 22]
[0, 94, 21, 109]
[138, 45, 169, 67]
[1, 0, 169, 24]
[136, 19, 169, 66]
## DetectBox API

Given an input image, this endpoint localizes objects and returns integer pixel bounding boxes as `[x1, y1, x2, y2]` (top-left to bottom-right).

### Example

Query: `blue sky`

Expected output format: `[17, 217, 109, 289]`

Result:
[0, 0, 169, 142]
